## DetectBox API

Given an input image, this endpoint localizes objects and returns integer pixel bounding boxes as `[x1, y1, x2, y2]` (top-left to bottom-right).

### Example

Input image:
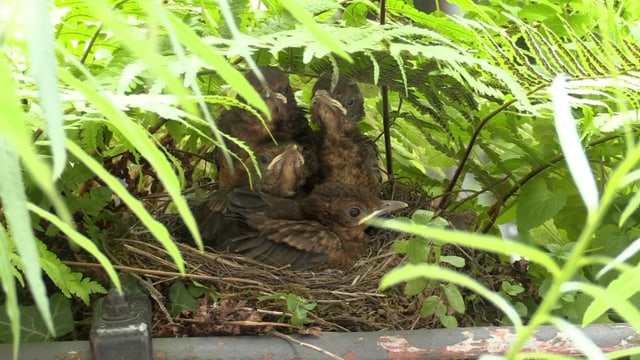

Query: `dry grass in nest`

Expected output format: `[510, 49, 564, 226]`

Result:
[101, 182, 509, 336]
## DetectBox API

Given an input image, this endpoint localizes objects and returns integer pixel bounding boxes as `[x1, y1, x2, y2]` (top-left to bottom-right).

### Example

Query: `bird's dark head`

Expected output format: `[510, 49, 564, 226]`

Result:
[302, 182, 407, 230]
[313, 74, 365, 122]
[251, 142, 306, 197]
[243, 67, 297, 122]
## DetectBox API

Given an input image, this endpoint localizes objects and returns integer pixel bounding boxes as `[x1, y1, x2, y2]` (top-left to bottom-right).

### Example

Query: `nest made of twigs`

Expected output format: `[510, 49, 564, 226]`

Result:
[102, 182, 505, 336]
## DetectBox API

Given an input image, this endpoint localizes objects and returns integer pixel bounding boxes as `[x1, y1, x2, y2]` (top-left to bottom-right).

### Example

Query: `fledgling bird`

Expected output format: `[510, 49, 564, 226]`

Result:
[215, 67, 311, 190]
[311, 89, 381, 197]
[193, 141, 308, 246]
[252, 142, 307, 198]
[312, 73, 365, 123]
[206, 181, 407, 270]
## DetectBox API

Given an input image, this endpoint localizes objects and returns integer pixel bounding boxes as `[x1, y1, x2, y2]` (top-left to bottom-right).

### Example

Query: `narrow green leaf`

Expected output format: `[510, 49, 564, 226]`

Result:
[0, 226, 20, 360]
[58, 68, 190, 268]
[619, 192, 640, 227]
[581, 263, 640, 325]
[550, 316, 606, 360]
[0, 61, 72, 227]
[0, 138, 54, 336]
[27, 204, 121, 294]
[0, 136, 54, 338]
[66, 140, 183, 274]
[19, 0, 66, 179]
[163, 8, 269, 117]
[79, 0, 194, 113]
[370, 217, 561, 276]
[550, 75, 599, 213]
[596, 237, 640, 279]
[279, 0, 352, 62]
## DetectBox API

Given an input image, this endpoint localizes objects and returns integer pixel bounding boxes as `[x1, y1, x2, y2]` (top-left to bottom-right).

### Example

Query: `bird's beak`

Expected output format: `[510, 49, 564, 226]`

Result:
[267, 143, 303, 171]
[357, 200, 408, 225]
[262, 87, 288, 104]
[313, 90, 347, 115]
[274, 92, 287, 104]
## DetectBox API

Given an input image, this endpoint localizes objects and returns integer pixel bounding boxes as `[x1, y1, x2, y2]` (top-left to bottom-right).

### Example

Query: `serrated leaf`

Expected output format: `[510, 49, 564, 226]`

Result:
[0, 226, 20, 359]
[442, 283, 465, 314]
[516, 177, 567, 232]
[21, 0, 67, 179]
[279, 0, 351, 62]
[0, 138, 53, 337]
[343, 2, 369, 27]
[36, 241, 106, 305]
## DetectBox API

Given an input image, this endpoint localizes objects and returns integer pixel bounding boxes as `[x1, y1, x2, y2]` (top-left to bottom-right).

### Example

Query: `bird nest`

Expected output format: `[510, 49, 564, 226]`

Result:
[104, 183, 501, 337]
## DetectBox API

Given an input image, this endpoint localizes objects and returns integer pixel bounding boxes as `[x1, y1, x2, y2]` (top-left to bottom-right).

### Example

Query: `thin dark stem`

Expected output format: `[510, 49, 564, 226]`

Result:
[379, 0, 393, 180]
[439, 84, 546, 211]
[80, 0, 129, 64]
[481, 133, 623, 233]
[381, 86, 393, 180]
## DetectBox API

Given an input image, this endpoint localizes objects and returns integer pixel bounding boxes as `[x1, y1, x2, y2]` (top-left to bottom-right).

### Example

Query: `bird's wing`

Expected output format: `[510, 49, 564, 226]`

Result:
[227, 214, 342, 270]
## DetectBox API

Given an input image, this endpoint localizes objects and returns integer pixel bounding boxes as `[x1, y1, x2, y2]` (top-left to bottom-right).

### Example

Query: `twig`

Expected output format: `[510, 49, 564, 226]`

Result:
[269, 330, 344, 360]
[131, 273, 178, 326]
[62, 260, 267, 286]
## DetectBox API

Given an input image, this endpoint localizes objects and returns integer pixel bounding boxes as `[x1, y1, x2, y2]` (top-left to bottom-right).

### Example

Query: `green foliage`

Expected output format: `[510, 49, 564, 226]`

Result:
[390, 210, 466, 328]
[2, 0, 640, 357]
[167, 281, 202, 317]
[259, 293, 317, 327]
[0, 293, 74, 343]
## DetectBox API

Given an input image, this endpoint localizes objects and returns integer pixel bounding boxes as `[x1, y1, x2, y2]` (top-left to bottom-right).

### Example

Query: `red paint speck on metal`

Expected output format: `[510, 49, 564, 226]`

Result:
[343, 351, 357, 360]
[377, 335, 428, 359]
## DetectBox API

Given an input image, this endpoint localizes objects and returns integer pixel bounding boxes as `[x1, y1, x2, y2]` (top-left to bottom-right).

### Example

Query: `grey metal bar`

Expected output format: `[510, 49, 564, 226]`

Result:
[2, 323, 637, 359]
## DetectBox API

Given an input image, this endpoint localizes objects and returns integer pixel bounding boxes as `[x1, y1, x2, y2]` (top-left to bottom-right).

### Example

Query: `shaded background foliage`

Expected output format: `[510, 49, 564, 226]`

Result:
[2, 0, 640, 358]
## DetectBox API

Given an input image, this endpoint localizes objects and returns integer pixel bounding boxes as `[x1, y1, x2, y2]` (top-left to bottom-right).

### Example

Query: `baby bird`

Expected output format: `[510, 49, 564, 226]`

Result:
[215, 67, 310, 190]
[194, 141, 307, 246]
[312, 73, 365, 123]
[211, 181, 407, 270]
[311, 89, 381, 197]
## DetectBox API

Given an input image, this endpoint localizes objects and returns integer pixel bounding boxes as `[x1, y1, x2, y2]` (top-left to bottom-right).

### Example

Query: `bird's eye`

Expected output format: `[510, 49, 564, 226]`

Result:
[348, 207, 361, 218]
[259, 154, 271, 164]
[345, 98, 355, 107]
